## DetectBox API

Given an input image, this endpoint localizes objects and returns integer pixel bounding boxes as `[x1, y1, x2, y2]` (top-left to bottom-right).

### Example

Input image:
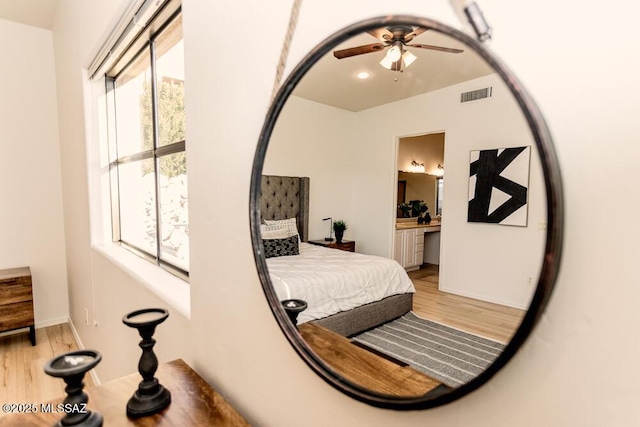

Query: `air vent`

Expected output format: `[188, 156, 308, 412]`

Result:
[460, 87, 492, 103]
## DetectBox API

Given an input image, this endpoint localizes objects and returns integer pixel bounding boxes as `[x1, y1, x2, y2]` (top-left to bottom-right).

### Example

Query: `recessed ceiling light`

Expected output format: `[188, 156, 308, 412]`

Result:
[356, 71, 371, 80]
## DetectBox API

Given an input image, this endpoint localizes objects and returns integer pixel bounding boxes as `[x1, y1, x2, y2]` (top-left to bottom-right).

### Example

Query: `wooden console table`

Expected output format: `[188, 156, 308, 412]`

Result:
[0, 266, 35, 345]
[0, 359, 249, 426]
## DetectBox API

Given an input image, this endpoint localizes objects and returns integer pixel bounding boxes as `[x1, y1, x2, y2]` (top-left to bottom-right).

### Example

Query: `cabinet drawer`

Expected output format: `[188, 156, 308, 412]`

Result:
[0, 301, 34, 330]
[415, 233, 425, 245]
[0, 283, 33, 305]
[0, 267, 31, 284]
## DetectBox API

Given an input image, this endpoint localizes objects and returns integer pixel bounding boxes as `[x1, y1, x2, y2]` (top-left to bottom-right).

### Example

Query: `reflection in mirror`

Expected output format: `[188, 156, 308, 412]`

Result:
[397, 132, 444, 220]
[251, 16, 562, 409]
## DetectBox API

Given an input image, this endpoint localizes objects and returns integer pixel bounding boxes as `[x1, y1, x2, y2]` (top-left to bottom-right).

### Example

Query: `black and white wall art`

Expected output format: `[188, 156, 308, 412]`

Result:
[468, 146, 531, 226]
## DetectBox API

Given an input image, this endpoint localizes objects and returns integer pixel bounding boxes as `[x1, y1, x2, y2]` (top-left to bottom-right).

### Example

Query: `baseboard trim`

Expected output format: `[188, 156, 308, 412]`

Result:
[0, 317, 69, 339]
[68, 318, 102, 386]
[438, 285, 529, 311]
[35, 317, 69, 329]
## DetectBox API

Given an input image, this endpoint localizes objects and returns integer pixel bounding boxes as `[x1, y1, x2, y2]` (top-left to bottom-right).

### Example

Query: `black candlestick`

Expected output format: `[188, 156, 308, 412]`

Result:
[44, 350, 103, 427]
[122, 308, 171, 418]
[281, 299, 308, 325]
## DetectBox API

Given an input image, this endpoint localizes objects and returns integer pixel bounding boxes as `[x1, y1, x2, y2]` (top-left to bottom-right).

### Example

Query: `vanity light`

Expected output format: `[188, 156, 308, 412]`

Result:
[434, 164, 444, 176]
[410, 160, 425, 173]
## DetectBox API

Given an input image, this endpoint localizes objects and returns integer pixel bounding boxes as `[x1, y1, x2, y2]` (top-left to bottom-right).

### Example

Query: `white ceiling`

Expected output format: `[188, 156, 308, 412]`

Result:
[293, 28, 494, 112]
[0, 6, 493, 112]
[0, 0, 59, 30]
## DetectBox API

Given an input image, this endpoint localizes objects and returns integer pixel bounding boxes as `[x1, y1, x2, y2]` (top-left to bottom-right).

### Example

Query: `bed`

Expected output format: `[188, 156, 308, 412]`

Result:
[260, 175, 415, 337]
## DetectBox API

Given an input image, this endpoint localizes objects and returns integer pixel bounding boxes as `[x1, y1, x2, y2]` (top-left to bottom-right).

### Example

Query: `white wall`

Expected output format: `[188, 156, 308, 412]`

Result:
[263, 96, 357, 241]
[337, 73, 542, 308]
[0, 18, 68, 327]
[430, 74, 545, 309]
[45, 0, 640, 426]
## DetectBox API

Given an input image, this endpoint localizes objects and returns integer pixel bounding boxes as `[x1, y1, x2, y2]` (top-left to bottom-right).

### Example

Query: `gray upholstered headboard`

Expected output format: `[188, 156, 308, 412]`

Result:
[260, 175, 310, 242]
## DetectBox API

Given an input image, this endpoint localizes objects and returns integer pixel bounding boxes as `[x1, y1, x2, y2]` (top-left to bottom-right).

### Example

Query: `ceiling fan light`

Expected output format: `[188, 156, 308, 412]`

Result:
[379, 54, 394, 70]
[402, 50, 417, 68]
[387, 44, 402, 62]
[380, 42, 404, 70]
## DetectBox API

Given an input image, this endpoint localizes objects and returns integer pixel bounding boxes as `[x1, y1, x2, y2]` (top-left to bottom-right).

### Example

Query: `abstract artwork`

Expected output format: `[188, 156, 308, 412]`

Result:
[468, 146, 531, 226]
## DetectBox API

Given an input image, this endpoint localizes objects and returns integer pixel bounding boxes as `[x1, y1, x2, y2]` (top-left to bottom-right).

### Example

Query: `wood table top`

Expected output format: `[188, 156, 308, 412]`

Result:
[0, 359, 249, 426]
[299, 322, 442, 398]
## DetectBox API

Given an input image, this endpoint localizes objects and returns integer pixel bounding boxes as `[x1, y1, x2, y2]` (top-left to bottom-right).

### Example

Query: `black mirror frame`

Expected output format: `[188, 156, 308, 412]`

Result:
[250, 15, 564, 410]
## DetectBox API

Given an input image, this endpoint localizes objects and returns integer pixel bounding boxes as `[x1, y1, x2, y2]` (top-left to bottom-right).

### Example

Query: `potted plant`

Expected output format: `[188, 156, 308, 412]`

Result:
[409, 200, 425, 218]
[333, 220, 347, 243]
[398, 203, 412, 218]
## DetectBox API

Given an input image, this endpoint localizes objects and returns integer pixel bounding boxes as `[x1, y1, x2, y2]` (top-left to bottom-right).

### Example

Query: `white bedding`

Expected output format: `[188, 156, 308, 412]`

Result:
[266, 242, 415, 324]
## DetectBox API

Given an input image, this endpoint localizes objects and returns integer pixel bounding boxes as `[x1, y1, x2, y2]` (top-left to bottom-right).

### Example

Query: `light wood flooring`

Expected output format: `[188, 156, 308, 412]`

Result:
[409, 264, 525, 343]
[0, 323, 94, 411]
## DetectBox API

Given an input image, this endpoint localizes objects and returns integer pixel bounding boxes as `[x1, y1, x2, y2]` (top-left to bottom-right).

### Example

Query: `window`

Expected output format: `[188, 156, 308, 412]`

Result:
[104, 8, 188, 278]
[436, 177, 444, 216]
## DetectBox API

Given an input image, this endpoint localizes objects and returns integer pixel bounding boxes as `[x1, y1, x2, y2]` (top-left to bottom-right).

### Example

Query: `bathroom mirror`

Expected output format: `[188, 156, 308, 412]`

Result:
[250, 15, 563, 409]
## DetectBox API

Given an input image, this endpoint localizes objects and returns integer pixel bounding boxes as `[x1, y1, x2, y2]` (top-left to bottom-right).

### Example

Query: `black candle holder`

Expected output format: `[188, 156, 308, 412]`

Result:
[281, 299, 307, 325]
[122, 308, 171, 418]
[44, 350, 103, 427]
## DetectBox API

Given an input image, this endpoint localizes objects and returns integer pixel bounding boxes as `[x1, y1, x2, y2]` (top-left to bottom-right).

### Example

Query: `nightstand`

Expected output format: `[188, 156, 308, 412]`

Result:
[0, 266, 35, 345]
[308, 239, 355, 252]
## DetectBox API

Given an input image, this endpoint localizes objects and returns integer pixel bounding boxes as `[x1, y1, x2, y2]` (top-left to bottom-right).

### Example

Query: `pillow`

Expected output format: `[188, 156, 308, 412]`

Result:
[261, 228, 295, 240]
[264, 218, 297, 226]
[263, 235, 300, 258]
[262, 218, 300, 242]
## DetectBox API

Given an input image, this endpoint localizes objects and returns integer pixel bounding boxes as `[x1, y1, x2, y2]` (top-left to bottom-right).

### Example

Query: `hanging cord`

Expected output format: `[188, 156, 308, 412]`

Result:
[271, 0, 303, 102]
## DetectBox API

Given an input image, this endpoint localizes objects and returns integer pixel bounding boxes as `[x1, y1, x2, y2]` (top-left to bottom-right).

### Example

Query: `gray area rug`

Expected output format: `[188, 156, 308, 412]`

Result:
[351, 312, 506, 387]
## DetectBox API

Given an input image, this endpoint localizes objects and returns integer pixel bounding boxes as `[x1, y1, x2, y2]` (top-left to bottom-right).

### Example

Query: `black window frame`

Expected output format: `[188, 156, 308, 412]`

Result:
[104, 7, 188, 280]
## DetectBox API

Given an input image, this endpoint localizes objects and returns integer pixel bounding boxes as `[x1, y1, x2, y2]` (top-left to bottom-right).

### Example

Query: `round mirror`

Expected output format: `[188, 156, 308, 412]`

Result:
[250, 15, 563, 409]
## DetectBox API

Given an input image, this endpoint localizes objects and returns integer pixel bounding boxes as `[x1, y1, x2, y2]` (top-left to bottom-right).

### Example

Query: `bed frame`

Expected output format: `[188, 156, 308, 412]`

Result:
[260, 175, 413, 337]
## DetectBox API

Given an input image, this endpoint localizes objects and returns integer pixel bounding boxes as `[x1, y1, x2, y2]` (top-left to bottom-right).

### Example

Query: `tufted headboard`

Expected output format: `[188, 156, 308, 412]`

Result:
[260, 175, 310, 242]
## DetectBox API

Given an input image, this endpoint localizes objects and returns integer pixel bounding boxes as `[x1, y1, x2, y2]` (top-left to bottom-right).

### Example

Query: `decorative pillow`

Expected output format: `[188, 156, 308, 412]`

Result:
[262, 218, 300, 242]
[261, 228, 295, 240]
[263, 235, 300, 258]
[264, 218, 297, 226]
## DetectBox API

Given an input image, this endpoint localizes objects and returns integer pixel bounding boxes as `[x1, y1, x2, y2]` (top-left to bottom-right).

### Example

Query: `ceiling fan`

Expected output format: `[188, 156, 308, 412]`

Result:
[333, 25, 463, 72]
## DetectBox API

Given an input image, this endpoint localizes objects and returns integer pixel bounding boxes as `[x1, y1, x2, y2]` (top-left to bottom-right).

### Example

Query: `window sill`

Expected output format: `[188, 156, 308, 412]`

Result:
[92, 242, 190, 319]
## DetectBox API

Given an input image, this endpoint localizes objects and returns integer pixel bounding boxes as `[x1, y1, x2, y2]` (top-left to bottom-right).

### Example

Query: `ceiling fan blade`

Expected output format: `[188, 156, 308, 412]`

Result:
[333, 43, 386, 59]
[408, 43, 464, 54]
[366, 27, 394, 42]
[403, 27, 428, 42]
